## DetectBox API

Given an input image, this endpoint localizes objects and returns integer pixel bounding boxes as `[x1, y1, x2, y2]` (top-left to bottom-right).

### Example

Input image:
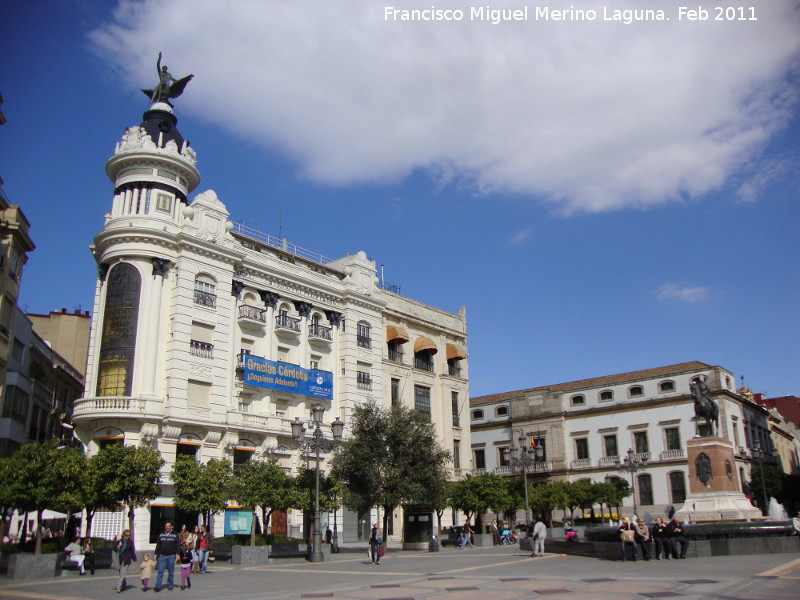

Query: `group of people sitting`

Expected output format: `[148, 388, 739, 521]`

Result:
[618, 515, 689, 561]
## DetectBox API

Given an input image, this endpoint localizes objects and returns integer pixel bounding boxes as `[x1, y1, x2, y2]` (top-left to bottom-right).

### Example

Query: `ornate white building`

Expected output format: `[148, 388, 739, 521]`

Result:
[74, 102, 469, 543]
[470, 361, 775, 521]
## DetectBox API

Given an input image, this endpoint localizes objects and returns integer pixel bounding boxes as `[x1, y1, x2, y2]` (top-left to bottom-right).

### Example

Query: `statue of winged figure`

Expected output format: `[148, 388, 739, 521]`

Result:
[141, 52, 193, 106]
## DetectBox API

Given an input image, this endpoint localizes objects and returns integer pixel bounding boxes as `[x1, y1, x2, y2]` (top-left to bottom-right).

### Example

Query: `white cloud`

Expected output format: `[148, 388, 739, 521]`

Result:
[508, 228, 533, 246]
[90, 0, 800, 213]
[656, 284, 710, 303]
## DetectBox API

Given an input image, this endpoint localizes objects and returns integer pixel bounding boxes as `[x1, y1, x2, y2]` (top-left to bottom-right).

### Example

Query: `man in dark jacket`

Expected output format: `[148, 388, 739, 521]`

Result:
[154, 521, 179, 591]
[666, 517, 689, 559]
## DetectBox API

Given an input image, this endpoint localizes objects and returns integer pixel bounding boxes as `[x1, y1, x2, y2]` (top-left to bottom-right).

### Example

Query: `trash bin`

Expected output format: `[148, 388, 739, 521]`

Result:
[429, 536, 440, 552]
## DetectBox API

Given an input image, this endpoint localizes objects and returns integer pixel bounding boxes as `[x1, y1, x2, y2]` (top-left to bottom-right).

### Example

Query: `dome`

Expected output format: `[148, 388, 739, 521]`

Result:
[140, 105, 186, 150]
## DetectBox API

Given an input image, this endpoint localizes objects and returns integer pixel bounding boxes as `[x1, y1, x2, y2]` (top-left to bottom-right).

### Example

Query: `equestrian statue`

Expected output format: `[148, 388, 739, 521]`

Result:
[690, 378, 719, 437]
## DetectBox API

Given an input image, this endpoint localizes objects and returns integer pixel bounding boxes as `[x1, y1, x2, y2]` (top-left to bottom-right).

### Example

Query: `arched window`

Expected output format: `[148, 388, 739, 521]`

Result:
[638, 473, 654, 506]
[357, 322, 371, 348]
[659, 380, 675, 393]
[472, 409, 484, 420]
[669, 471, 686, 504]
[570, 394, 585, 406]
[628, 386, 644, 397]
[194, 274, 217, 308]
[599, 390, 614, 401]
[96, 263, 141, 397]
[177, 433, 201, 459]
[496, 406, 509, 417]
[93, 427, 125, 450]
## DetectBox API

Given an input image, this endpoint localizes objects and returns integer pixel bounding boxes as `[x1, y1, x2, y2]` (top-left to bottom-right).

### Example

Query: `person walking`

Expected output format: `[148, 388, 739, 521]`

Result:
[188, 525, 200, 575]
[178, 546, 192, 590]
[529, 516, 547, 556]
[461, 519, 475, 548]
[154, 520, 179, 591]
[196, 525, 212, 574]
[369, 522, 382, 565]
[114, 529, 137, 593]
[140, 553, 156, 591]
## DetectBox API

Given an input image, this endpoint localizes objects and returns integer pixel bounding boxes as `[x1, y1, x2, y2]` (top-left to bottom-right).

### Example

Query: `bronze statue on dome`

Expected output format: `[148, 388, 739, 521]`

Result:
[141, 52, 193, 106]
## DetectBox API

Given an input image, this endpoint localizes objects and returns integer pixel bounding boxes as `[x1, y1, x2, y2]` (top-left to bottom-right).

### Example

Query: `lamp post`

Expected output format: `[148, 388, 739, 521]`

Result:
[504, 433, 544, 524]
[616, 448, 647, 518]
[291, 405, 344, 563]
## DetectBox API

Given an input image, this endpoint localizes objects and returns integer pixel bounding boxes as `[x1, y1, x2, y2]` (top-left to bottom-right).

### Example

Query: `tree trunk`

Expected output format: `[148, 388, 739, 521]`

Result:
[250, 508, 256, 546]
[128, 504, 136, 542]
[34, 509, 44, 554]
[0, 506, 8, 542]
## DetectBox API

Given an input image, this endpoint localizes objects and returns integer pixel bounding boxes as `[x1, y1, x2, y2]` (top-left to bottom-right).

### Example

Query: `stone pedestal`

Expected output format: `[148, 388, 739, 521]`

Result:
[675, 437, 762, 522]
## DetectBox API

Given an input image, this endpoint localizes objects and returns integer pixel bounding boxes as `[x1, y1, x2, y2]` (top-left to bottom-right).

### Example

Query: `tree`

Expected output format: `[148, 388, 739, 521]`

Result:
[564, 480, 594, 523]
[2, 442, 88, 553]
[293, 467, 341, 544]
[172, 456, 232, 529]
[230, 458, 300, 546]
[450, 472, 509, 528]
[92, 444, 164, 541]
[332, 401, 451, 546]
[749, 463, 784, 510]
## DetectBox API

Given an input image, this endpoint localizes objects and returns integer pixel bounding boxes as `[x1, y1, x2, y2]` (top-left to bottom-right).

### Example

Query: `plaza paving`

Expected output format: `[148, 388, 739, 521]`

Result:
[1, 543, 799, 600]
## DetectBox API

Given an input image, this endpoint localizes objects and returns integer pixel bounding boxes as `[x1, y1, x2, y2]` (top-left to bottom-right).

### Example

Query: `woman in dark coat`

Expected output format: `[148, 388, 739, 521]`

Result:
[115, 529, 137, 593]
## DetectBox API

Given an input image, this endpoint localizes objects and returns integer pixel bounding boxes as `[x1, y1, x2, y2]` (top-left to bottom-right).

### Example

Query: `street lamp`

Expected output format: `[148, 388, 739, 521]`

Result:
[616, 448, 647, 518]
[291, 405, 344, 563]
[504, 433, 544, 524]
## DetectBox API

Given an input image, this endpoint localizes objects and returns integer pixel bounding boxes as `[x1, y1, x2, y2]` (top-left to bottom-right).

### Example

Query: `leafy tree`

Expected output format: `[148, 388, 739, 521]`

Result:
[91, 444, 164, 541]
[564, 480, 594, 523]
[428, 479, 453, 534]
[293, 467, 342, 544]
[172, 456, 233, 529]
[749, 463, 784, 510]
[450, 472, 508, 528]
[332, 401, 451, 546]
[230, 458, 300, 546]
[2, 442, 87, 553]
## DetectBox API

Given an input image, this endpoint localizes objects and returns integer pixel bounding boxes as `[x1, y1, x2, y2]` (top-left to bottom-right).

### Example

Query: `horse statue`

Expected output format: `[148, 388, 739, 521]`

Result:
[690, 378, 719, 437]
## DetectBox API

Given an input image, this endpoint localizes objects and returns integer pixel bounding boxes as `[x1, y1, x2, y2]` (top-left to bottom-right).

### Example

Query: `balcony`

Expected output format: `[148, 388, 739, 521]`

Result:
[226, 410, 285, 432]
[72, 396, 162, 421]
[632, 451, 651, 463]
[494, 465, 512, 475]
[599, 456, 620, 467]
[275, 314, 301, 335]
[659, 449, 685, 461]
[357, 335, 372, 349]
[190, 340, 214, 358]
[194, 289, 217, 308]
[570, 458, 592, 469]
[308, 322, 332, 343]
[356, 372, 372, 391]
[388, 347, 404, 363]
[238, 304, 266, 326]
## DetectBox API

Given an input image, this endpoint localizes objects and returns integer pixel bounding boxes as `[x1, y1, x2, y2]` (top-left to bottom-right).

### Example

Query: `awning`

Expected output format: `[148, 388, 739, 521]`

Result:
[446, 342, 468, 361]
[386, 325, 410, 344]
[414, 336, 438, 355]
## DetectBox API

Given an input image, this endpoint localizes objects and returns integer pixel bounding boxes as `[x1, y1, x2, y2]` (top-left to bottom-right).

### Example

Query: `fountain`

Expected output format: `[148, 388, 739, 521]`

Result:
[768, 497, 789, 521]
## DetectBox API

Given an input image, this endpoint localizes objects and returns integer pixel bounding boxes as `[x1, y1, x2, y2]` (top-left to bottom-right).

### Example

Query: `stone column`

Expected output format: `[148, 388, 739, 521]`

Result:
[142, 257, 170, 397]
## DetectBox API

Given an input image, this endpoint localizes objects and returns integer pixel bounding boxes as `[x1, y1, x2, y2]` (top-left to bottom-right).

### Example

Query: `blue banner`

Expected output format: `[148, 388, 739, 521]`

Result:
[243, 355, 333, 400]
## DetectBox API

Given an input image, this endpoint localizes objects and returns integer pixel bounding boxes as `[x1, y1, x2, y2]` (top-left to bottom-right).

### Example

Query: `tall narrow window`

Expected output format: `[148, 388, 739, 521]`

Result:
[669, 471, 686, 504]
[451, 391, 460, 427]
[453, 440, 461, 469]
[194, 276, 217, 308]
[391, 378, 400, 407]
[474, 449, 485, 470]
[665, 427, 681, 451]
[633, 431, 649, 454]
[575, 438, 589, 460]
[414, 385, 431, 417]
[357, 323, 371, 348]
[603, 434, 618, 458]
[97, 263, 141, 396]
[638, 474, 654, 506]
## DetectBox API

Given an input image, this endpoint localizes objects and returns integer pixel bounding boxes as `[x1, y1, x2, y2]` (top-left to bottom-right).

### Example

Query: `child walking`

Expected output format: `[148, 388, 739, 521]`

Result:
[140, 554, 156, 591]
[179, 547, 192, 590]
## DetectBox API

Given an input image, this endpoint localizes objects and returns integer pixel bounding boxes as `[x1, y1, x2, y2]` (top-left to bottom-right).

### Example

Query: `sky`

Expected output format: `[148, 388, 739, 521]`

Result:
[1, 0, 798, 399]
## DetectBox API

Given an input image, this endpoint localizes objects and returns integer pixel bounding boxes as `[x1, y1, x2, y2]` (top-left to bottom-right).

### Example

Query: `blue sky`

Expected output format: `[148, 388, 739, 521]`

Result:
[1, 0, 798, 398]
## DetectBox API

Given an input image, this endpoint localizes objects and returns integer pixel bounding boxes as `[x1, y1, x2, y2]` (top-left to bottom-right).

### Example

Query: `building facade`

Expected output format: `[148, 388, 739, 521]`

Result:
[73, 101, 469, 543]
[470, 361, 777, 520]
